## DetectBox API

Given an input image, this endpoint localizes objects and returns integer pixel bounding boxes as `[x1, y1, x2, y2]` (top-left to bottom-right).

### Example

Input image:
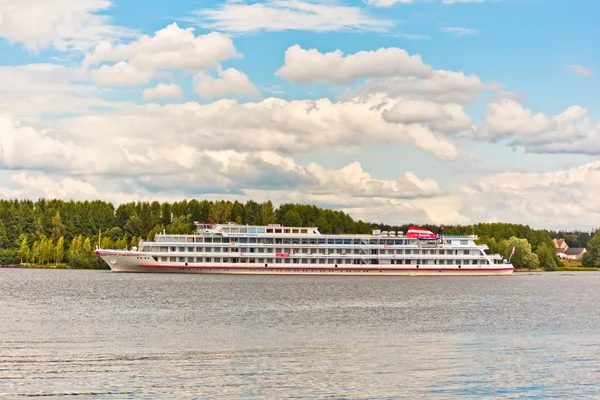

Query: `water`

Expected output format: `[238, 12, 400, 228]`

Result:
[1, 269, 599, 399]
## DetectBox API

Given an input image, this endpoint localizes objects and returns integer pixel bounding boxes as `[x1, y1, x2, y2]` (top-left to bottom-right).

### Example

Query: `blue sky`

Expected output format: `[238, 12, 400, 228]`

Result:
[0, 0, 598, 229]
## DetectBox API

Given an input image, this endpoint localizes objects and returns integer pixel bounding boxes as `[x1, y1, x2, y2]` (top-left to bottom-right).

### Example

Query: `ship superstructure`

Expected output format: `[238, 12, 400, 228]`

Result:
[95, 222, 514, 276]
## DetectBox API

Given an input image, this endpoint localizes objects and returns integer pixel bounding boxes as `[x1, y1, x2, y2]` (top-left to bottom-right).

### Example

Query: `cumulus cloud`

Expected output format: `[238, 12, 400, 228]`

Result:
[142, 83, 183, 101]
[464, 161, 600, 229]
[194, 66, 261, 99]
[83, 23, 237, 82]
[0, 0, 129, 51]
[0, 95, 459, 180]
[474, 99, 600, 155]
[383, 100, 473, 134]
[0, 64, 123, 119]
[275, 45, 432, 84]
[87, 61, 154, 86]
[357, 70, 487, 104]
[193, 0, 392, 33]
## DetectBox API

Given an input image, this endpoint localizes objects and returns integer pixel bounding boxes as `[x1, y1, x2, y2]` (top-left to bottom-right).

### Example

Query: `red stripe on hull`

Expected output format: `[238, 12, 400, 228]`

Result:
[139, 264, 513, 272]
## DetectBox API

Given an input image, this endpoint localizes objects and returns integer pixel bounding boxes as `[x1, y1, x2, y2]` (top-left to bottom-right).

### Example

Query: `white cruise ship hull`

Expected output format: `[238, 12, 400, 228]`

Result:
[96, 250, 514, 276]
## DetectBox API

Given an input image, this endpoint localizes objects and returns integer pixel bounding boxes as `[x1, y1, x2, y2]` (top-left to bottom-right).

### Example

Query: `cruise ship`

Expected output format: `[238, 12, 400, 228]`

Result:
[95, 222, 514, 276]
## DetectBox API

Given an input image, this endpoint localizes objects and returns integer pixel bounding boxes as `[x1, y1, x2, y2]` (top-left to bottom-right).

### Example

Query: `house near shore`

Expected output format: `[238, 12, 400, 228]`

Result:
[553, 238, 587, 260]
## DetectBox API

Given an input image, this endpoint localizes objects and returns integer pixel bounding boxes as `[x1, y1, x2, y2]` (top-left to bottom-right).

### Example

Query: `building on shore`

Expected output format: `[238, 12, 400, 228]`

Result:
[553, 239, 587, 260]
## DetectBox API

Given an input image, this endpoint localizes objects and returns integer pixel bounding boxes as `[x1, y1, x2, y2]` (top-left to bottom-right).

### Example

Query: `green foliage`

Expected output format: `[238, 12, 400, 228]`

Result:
[582, 231, 600, 267]
[501, 236, 540, 270]
[535, 242, 556, 271]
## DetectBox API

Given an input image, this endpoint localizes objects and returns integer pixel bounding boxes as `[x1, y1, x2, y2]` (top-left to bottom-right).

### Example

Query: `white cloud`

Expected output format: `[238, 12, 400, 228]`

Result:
[194, 66, 261, 99]
[568, 64, 592, 77]
[480, 99, 553, 138]
[464, 161, 600, 229]
[143, 83, 183, 101]
[0, 0, 129, 51]
[0, 95, 459, 181]
[88, 61, 154, 86]
[441, 27, 477, 37]
[84, 23, 237, 73]
[193, 0, 393, 33]
[275, 45, 433, 84]
[0, 64, 123, 119]
[357, 70, 487, 104]
[475, 99, 600, 155]
[383, 100, 472, 134]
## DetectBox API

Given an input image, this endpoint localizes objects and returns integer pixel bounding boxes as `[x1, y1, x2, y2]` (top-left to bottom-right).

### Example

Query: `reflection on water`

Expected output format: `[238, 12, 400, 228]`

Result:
[1, 269, 599, 398]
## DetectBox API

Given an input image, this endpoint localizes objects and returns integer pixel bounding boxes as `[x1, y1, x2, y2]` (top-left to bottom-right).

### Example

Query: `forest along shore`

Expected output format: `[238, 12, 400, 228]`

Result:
[0, 199, 598, 270]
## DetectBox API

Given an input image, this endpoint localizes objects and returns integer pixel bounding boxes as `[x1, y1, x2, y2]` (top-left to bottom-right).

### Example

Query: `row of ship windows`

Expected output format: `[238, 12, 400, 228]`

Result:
[156, 237, 470, 246]
[150, 247, 480, 256]
[161, 257, 490, 265]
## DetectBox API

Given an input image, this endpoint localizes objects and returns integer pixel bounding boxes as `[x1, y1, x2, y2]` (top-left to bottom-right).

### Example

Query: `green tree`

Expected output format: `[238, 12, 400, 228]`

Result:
[582, 231, 600, 267]
[502, 236, 540, 270]
[0, 221, 10, 249]
[56, 236, 65, 264]
[256, 201, 276, 225]
[209, 201, 231, 223]
[281, 209, 302, 227]
[51, 211, 66, 243]
[535, 242, 557, 271]
[18, 234, 30, 263]
[315, 216, 331, 234]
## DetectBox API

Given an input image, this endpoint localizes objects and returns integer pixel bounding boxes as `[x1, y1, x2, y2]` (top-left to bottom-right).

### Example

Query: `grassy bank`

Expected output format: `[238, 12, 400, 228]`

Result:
[555, 266, 600, 272]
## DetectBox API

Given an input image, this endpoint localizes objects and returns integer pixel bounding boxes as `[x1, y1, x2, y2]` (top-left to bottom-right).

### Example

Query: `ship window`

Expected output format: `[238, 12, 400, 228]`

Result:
[292, 238, 300, 244]
[213, 238, 222, 243]
[238, 238, 247, 243]
[188, 247, 193, 252]
[301, 229, 308, 234]
[318, 239, 326, 244]
[195, 237, 203, 242]
[249, 258, 255, 263]
[275, 229, 282, 233]
[460, 240, 468, 245]
[240, 228, 247, 233]
[222, 228, 230, 233]
[353, 239, 360, 245]
[301, 239, 309, 244]
[285, 259, 291, 263]
[284, 229, 291, 234]
[386, 239, 395, 245]
[187, 257, 194, 262]
[249, 238, 257, 243]
[258, 258, 264, 263]
[292, 229, 299, 234]
[267, 229, 273, 233]
[335, 239, 343, 245]
[257, 228, 265, 234]
[248, 228, 256, 233]
[472, 260, 478, 264]
[231, 228, 239, 233]
[205, 238, 213, 243]
[344, 239, 351, 245]
[369, 239, 378, 245]
[276, 259, 282, 263]
[327, 239, 334, 244]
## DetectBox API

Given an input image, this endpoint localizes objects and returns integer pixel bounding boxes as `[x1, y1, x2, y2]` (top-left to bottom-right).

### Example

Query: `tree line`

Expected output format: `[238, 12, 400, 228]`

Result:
[0, 198, 597, 270]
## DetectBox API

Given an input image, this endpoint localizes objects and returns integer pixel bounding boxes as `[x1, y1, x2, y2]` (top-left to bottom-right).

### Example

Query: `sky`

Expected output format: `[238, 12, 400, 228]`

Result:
[0, 0, 598, 230]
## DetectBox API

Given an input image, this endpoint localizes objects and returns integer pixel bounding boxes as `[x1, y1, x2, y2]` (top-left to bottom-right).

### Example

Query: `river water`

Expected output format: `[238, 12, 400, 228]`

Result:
[1, 269, 599, 399]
